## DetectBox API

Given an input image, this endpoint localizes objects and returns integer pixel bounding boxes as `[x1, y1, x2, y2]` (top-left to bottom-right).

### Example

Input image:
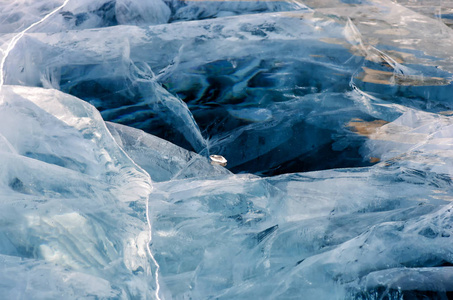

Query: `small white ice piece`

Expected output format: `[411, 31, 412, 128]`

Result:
[210, 154, 227, 166]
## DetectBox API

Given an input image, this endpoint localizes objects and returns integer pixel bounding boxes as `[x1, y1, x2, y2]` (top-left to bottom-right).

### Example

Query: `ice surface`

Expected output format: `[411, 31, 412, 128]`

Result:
[169, 0, 309, 21]
[2, 0, 453, 299]
[0, 85, 160, 298]
[107, 121, 230, 182]
[1, 10, 373, 171]
[3, 1, 453, 173]
[149, 165, 453, 299]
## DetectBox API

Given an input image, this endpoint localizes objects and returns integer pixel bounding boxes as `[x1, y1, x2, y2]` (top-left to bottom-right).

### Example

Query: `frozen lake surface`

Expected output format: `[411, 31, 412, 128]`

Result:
[1, 0, 453, 298]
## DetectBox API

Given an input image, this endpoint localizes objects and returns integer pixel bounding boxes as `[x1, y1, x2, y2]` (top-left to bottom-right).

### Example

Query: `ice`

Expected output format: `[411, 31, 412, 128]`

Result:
[356, 267, 453, 296]
[0, 254, 119, 298]
[115, 0, 171, 25]
[2, 0, 453, 299]
[169, 0, 309, 21]
[149, 166, 453, 299]
[0, 0, 307, 35]
[107, 121, 230, 182]
[3, 2, 453, 174]
[0, 85, 160, 298]
[2, 10, 369, 171]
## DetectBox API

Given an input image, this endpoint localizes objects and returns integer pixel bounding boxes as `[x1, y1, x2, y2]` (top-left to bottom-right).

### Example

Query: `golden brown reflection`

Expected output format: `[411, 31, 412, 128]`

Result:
[358, 67, 451, 86]
[348, 118, 388, 137]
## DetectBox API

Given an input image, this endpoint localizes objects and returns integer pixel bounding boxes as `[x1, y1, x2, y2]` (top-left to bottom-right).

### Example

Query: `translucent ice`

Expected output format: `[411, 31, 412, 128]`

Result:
[1, 0, 453, 299]
[0, 85, 160, 298]
[107, 121, 230, 182]
[169, 0, 309, 21]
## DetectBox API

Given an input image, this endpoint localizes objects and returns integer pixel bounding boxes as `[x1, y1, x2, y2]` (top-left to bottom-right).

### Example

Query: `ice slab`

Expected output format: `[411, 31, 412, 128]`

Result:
[169, 0, 309, 21]
[149, 165, 453, 299]
[107, 121, 230, 182]
[0, 0, 170, 35]
[0, 85, 160, 298]
[0, 0, 308, 36]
